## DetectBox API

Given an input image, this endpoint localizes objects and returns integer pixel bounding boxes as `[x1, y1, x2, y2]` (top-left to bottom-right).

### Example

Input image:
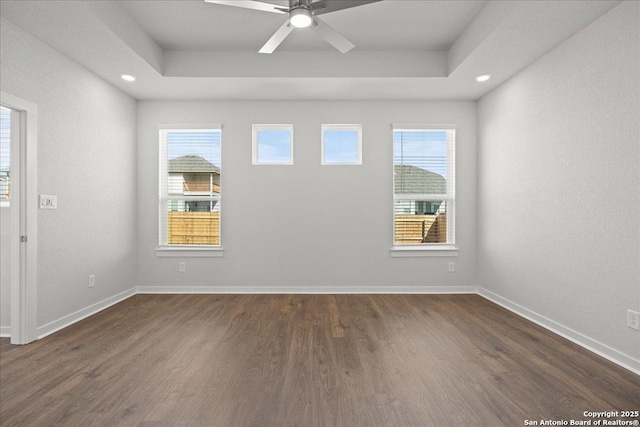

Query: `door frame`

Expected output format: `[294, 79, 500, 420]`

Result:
[1, 91, 38, 345]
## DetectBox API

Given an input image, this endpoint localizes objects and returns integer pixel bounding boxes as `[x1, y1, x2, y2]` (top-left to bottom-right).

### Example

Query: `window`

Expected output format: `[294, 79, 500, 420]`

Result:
[253, 125, 293, 165]
[321, 124, 362, 165]
[0, 106, 11, 205]
[393, 125, 455, 247]
[159, 126, 221, 246]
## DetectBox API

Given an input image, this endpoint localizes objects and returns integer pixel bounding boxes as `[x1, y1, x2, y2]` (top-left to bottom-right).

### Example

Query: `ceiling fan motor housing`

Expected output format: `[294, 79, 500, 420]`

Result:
[205, 0, 374, 53]
[289, 7, 313, 28]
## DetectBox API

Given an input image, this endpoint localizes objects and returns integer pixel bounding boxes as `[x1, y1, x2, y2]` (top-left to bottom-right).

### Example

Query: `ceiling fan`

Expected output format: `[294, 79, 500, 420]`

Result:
[204, 0, 381, 54]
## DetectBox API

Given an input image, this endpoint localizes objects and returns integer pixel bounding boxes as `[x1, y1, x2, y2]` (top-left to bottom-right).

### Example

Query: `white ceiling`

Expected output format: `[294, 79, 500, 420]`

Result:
[120, 1, 485, 51]
[0, 0, 621, 101]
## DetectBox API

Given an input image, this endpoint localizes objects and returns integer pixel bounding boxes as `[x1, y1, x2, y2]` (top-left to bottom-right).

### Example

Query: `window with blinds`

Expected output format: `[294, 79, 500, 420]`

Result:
[159, 127, 221, 246]
[393, 126, 455, 246]
[0, 106, 11, 205]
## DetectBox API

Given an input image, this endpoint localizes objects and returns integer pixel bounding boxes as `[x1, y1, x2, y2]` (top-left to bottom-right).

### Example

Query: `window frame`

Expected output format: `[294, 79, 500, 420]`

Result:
[157, 124, 223, 255]
[0, 106, 15, 208]
[252, 124, 294, 165]
[321, 124, 362, 166]
[391, 124, 457, 255]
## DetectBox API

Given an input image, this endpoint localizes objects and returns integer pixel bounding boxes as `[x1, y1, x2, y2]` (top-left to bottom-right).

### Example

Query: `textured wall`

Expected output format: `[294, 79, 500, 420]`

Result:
[478, 2, 639, 364]
[137, 100, 476, 290]
[0, 206, 10, 329]
[0, 18, 137, 327]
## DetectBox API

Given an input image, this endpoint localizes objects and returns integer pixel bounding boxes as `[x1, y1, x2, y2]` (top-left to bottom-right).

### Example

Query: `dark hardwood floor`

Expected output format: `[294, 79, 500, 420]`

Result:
[1, 294, 638, 426]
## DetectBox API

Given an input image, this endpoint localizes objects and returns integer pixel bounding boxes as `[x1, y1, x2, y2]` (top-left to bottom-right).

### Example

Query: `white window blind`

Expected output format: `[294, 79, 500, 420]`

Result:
[0, 106, 11, 203]
[393, 126, 455, 246]
[159, 127, 221, 246]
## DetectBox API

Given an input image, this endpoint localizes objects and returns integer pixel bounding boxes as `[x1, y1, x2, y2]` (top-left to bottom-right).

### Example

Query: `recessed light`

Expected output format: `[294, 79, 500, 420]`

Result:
[476, 74, 491, 82]
[121, 74, 136, 82]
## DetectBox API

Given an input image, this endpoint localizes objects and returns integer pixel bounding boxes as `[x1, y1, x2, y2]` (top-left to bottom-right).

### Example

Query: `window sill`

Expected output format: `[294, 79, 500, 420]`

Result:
[390, 245, 458, 257]
[156, 246, 224, 258]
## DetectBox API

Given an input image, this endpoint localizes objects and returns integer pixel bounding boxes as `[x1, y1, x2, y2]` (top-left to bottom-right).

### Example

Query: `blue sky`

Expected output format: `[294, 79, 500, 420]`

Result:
[393, 130, 448, 178]
[256, 129, 291, 164]
[165, 128, 448, 175]
[167, 130, 221, 168]
[165, 129, 293, 166]
[323, 129, 358, 164]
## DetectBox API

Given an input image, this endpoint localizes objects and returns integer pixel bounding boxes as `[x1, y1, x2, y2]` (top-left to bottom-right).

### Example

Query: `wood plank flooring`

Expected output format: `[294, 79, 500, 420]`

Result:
[1, 294, 638, 426]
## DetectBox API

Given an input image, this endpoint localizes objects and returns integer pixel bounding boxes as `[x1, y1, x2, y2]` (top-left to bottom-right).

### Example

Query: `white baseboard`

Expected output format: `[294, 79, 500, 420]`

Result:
[477, 287, 640, 376]
[136, 285, 478, 294]
[0, 326, 10, 337]
[36, 288, 136, 340]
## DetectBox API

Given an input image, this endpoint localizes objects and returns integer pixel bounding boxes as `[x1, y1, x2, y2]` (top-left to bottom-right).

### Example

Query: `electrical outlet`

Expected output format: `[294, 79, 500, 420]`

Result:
[88, 274, 95, 288]
[179, 262, 186, 273]
[448, 262, 455, 273]
[628, 310, 640, 331]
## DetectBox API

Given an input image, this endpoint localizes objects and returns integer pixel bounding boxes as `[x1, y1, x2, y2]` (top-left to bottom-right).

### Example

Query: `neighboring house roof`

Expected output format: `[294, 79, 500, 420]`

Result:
[168, 155, 220, 174]
[394, 165, 446, 194]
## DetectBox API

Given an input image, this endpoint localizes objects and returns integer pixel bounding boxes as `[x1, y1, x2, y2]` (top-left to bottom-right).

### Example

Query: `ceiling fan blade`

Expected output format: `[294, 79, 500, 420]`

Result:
[308, 0, 327, 11]
[313, 0, 381, 16]
[204, 0, 288, 14]
[311, 17, 354, 53]
[259, 20, 294, 54]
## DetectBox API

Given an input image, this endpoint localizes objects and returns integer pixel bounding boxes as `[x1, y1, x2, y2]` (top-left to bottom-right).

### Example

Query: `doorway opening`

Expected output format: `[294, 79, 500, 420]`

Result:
[1, 92, 38, 345]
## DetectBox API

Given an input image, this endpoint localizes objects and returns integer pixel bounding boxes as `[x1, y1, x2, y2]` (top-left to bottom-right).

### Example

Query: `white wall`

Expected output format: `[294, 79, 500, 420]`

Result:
[137, 101, 476, 291]
[0, 205, 10, 330]
[478, 1, 639, 368]
[0, 18, 137, 328]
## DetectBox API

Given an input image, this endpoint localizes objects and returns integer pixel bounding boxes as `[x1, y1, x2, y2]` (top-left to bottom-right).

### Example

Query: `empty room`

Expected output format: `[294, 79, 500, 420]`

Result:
[0, 0, 639, 426]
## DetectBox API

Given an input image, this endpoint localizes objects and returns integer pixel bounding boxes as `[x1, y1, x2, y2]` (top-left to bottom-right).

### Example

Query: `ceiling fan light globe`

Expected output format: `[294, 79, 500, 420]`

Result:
[290, 8, 312, 28]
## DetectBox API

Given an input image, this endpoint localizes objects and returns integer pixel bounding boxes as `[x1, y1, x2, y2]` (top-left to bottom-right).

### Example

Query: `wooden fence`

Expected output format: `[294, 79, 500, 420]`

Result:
[168, 211, 219, 245]
[394, 214, 446, 244]
[168, 211, 445, 246]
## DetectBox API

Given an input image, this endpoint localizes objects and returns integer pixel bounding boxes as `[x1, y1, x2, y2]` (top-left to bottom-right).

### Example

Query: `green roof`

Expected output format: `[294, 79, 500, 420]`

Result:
[168, 155, 220, 174]
[394, 165, 446, 194]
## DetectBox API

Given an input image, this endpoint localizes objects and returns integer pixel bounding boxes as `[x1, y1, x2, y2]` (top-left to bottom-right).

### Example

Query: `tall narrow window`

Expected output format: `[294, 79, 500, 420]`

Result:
[393, 126, 455, 246]
[0, 107, 10, 206]
[159, 127, 221, 246]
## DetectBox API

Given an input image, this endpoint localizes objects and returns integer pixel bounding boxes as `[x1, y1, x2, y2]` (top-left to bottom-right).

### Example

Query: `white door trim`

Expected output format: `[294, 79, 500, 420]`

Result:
[1, 92, 38, 344]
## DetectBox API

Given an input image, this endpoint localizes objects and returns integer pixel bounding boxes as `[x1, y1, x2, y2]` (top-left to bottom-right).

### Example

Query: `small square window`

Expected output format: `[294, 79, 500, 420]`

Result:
[321, 124, 362, 165]
[253, 125, 293, 165]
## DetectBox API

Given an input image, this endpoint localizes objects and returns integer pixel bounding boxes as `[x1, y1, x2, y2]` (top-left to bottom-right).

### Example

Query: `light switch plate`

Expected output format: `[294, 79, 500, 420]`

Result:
[39, 195, 57, 209]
